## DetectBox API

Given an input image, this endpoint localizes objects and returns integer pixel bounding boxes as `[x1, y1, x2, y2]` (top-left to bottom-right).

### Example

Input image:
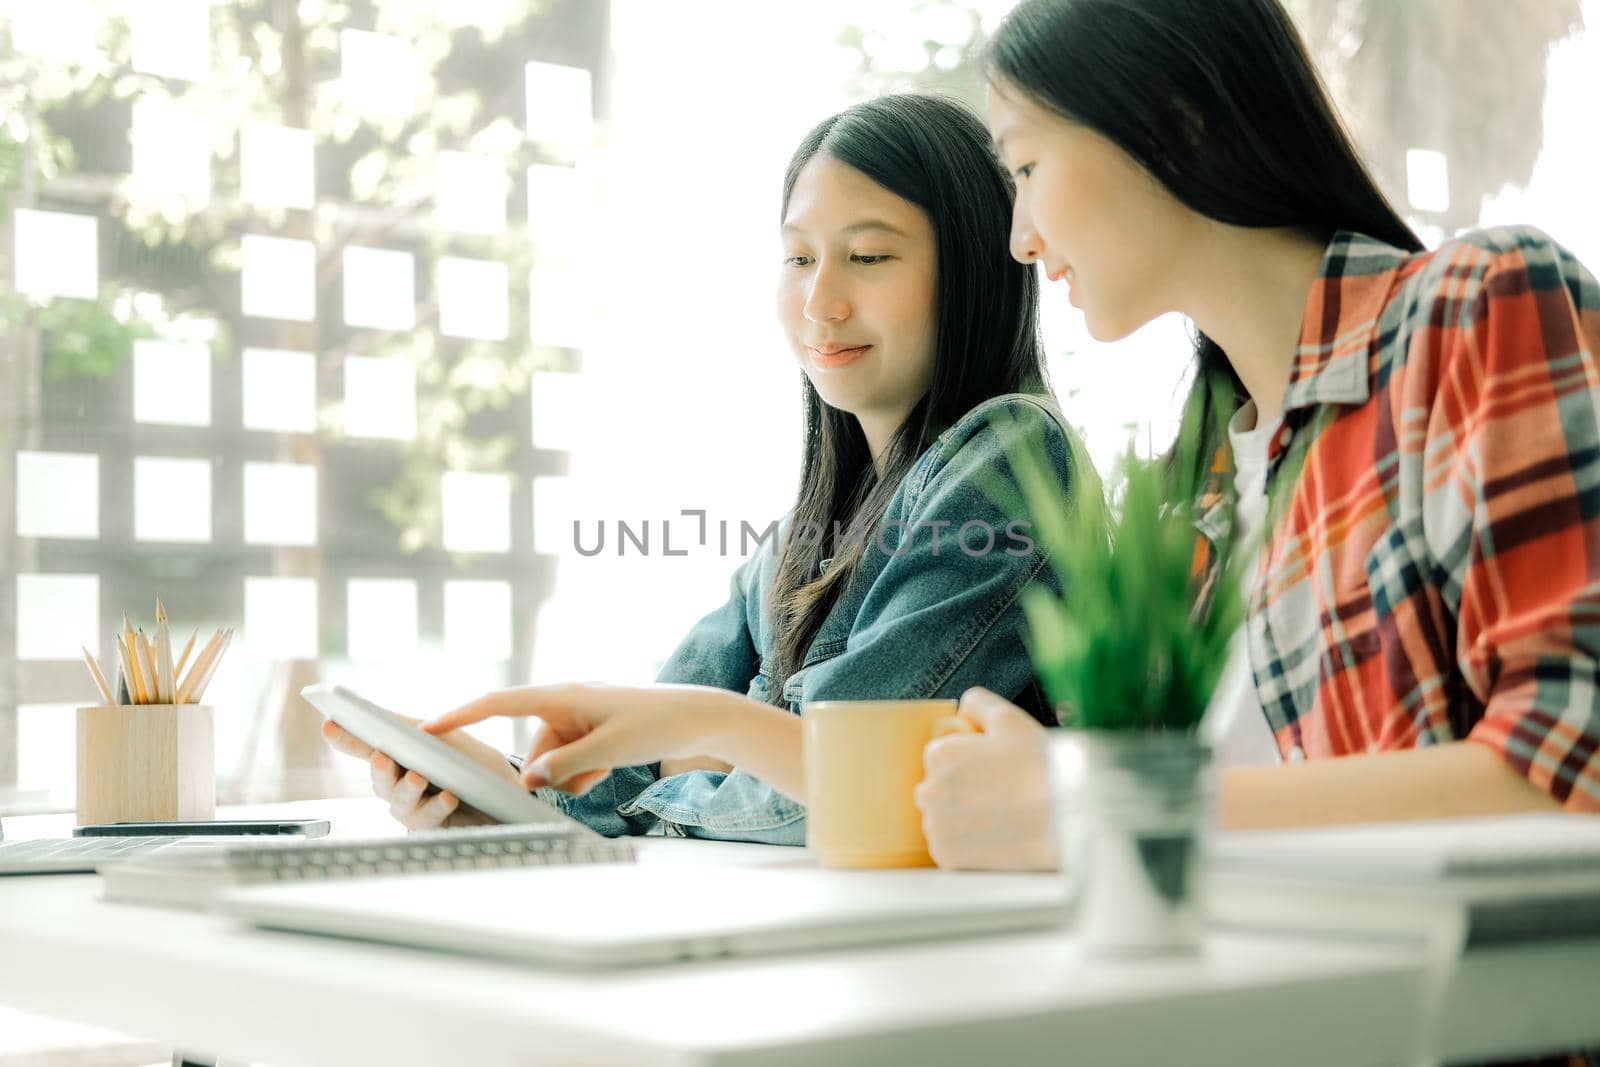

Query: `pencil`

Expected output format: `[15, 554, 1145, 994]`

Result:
[114, 634, 137, 704]
[178, 628, 227, 704]
[125, 635, 149, 705]
[173, 627, 199, 681]
[137, 630, 160, 705]
[186, 628, 232, 704]
[178, 628, 214, 705]
[175, 628, 218, 702]
[123, 616, 146, 705]
[155, 599, 175, 705]
[81, 645, 115, 705]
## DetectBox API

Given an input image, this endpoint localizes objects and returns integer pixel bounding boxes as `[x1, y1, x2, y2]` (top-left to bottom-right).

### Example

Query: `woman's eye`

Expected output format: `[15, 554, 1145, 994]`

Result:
[1015, 163, 1035, 180]
[784, 255, 813, 267]
[852, 254, 890, 265]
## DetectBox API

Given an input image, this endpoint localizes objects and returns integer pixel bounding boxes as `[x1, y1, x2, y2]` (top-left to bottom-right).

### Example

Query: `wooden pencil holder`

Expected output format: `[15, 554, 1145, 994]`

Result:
[75, 704, 216, 825]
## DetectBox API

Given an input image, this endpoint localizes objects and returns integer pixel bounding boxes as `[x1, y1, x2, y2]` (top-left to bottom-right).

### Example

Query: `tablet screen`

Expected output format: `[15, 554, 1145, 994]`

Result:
[302, 683, 588, 831]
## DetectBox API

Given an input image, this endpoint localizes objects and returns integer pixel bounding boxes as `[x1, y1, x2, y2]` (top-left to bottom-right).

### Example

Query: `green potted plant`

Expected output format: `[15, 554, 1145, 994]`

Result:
[997, 385, 1246, 956]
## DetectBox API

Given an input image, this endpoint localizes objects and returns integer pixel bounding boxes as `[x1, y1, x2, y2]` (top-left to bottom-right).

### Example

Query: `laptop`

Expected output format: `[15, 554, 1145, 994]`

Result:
[0, 832, 202, 875]
[0, 814, 332, 876]
[219, 859, 1069, 967]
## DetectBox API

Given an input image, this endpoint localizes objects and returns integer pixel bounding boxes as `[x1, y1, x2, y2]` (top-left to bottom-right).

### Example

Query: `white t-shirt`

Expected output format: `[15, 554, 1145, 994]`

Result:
[1199, 400, 1284, 768]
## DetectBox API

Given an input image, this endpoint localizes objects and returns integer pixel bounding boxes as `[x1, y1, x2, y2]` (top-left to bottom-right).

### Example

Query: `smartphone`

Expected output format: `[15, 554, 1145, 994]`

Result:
[73, 819, 332, 838]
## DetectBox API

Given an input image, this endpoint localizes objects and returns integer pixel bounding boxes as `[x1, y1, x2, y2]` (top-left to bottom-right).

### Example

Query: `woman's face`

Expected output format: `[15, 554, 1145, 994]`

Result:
[777, 154, 938, 430]
[987, 79, 1199, 342]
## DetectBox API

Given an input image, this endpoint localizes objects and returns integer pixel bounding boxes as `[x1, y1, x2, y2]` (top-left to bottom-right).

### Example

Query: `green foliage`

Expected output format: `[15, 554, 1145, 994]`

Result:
[37, 297, 154, 380]
[366, 330, 563, 555]
[0, 292, 158, 381]
[0, 128, 23, 216]
[1005, 377, 1248, 732]
[6, 0, 571, 554]
[1292, 0, 1582, 236]
[836, 1, 990, 111]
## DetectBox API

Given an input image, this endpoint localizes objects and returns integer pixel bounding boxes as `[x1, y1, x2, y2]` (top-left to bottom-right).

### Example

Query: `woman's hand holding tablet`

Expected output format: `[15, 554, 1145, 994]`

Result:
[306, 684, 589, 833]
[321, 717, 503, 830]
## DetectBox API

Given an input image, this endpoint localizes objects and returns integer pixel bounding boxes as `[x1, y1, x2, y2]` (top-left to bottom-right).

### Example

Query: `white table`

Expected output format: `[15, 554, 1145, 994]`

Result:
[0, 800, 1592, 1066]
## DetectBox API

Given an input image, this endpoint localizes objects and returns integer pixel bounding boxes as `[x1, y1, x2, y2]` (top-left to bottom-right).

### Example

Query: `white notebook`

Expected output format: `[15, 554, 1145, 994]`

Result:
[1211, 813, 1600, 883]
[1208, 813, 1600, 946]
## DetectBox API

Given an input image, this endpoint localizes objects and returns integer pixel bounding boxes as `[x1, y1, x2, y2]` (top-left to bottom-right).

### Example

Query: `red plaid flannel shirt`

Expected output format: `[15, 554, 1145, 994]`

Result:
[1213, 227, 1600, 810]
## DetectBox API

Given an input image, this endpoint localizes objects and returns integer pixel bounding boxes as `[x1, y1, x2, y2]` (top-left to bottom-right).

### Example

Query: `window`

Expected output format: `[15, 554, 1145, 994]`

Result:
[8, 0, 1593, 817]
[2, 0, 609, 811]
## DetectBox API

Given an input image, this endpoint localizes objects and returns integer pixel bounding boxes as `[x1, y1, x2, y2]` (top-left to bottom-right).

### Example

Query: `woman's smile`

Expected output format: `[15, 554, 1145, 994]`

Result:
[808, 343, 873, 369]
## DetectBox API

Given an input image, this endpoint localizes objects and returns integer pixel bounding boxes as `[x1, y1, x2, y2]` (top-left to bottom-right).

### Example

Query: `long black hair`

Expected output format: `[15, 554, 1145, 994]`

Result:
[766, 93, 1049, 705]
[986, 0, 1423, 485]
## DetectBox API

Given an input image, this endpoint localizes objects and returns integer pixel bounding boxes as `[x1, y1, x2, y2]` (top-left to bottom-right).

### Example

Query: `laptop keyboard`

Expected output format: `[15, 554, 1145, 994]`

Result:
[0, 836, 184, 875]
[220, 824, 636, 883]
[1, 824, 636, 879]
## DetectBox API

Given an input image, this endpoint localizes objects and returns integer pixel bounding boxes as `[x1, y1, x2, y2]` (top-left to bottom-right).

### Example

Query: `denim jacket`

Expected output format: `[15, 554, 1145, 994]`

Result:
[546, 392, 1081, 843]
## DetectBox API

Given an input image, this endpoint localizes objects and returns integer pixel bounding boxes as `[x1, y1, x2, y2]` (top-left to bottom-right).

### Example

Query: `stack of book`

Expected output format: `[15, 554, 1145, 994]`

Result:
[1206, 813, 1600, 946]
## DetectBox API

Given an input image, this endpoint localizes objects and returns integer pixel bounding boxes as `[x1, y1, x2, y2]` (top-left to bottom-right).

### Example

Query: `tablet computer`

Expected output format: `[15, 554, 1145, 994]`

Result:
[301, 683, 593, 832]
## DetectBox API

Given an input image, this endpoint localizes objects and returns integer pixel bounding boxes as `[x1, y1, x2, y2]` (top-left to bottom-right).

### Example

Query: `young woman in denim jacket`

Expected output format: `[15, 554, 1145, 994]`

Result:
[328, 93, 1087, 843]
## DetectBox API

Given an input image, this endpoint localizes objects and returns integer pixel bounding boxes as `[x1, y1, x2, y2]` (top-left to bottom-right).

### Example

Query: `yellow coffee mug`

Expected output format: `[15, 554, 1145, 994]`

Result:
[802, 699, 977, 868]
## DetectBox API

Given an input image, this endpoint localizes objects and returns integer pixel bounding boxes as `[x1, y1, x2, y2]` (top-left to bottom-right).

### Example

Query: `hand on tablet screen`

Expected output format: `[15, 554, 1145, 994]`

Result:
[320, 718, 516, 831]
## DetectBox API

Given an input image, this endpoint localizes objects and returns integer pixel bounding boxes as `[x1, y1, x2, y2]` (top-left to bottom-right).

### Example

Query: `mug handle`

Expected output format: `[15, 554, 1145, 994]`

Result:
[931, 715, 979, 739]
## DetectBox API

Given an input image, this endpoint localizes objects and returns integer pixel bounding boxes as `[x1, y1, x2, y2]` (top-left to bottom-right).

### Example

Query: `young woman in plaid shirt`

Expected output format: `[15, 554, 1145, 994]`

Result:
[914, 0, 1600, 874]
